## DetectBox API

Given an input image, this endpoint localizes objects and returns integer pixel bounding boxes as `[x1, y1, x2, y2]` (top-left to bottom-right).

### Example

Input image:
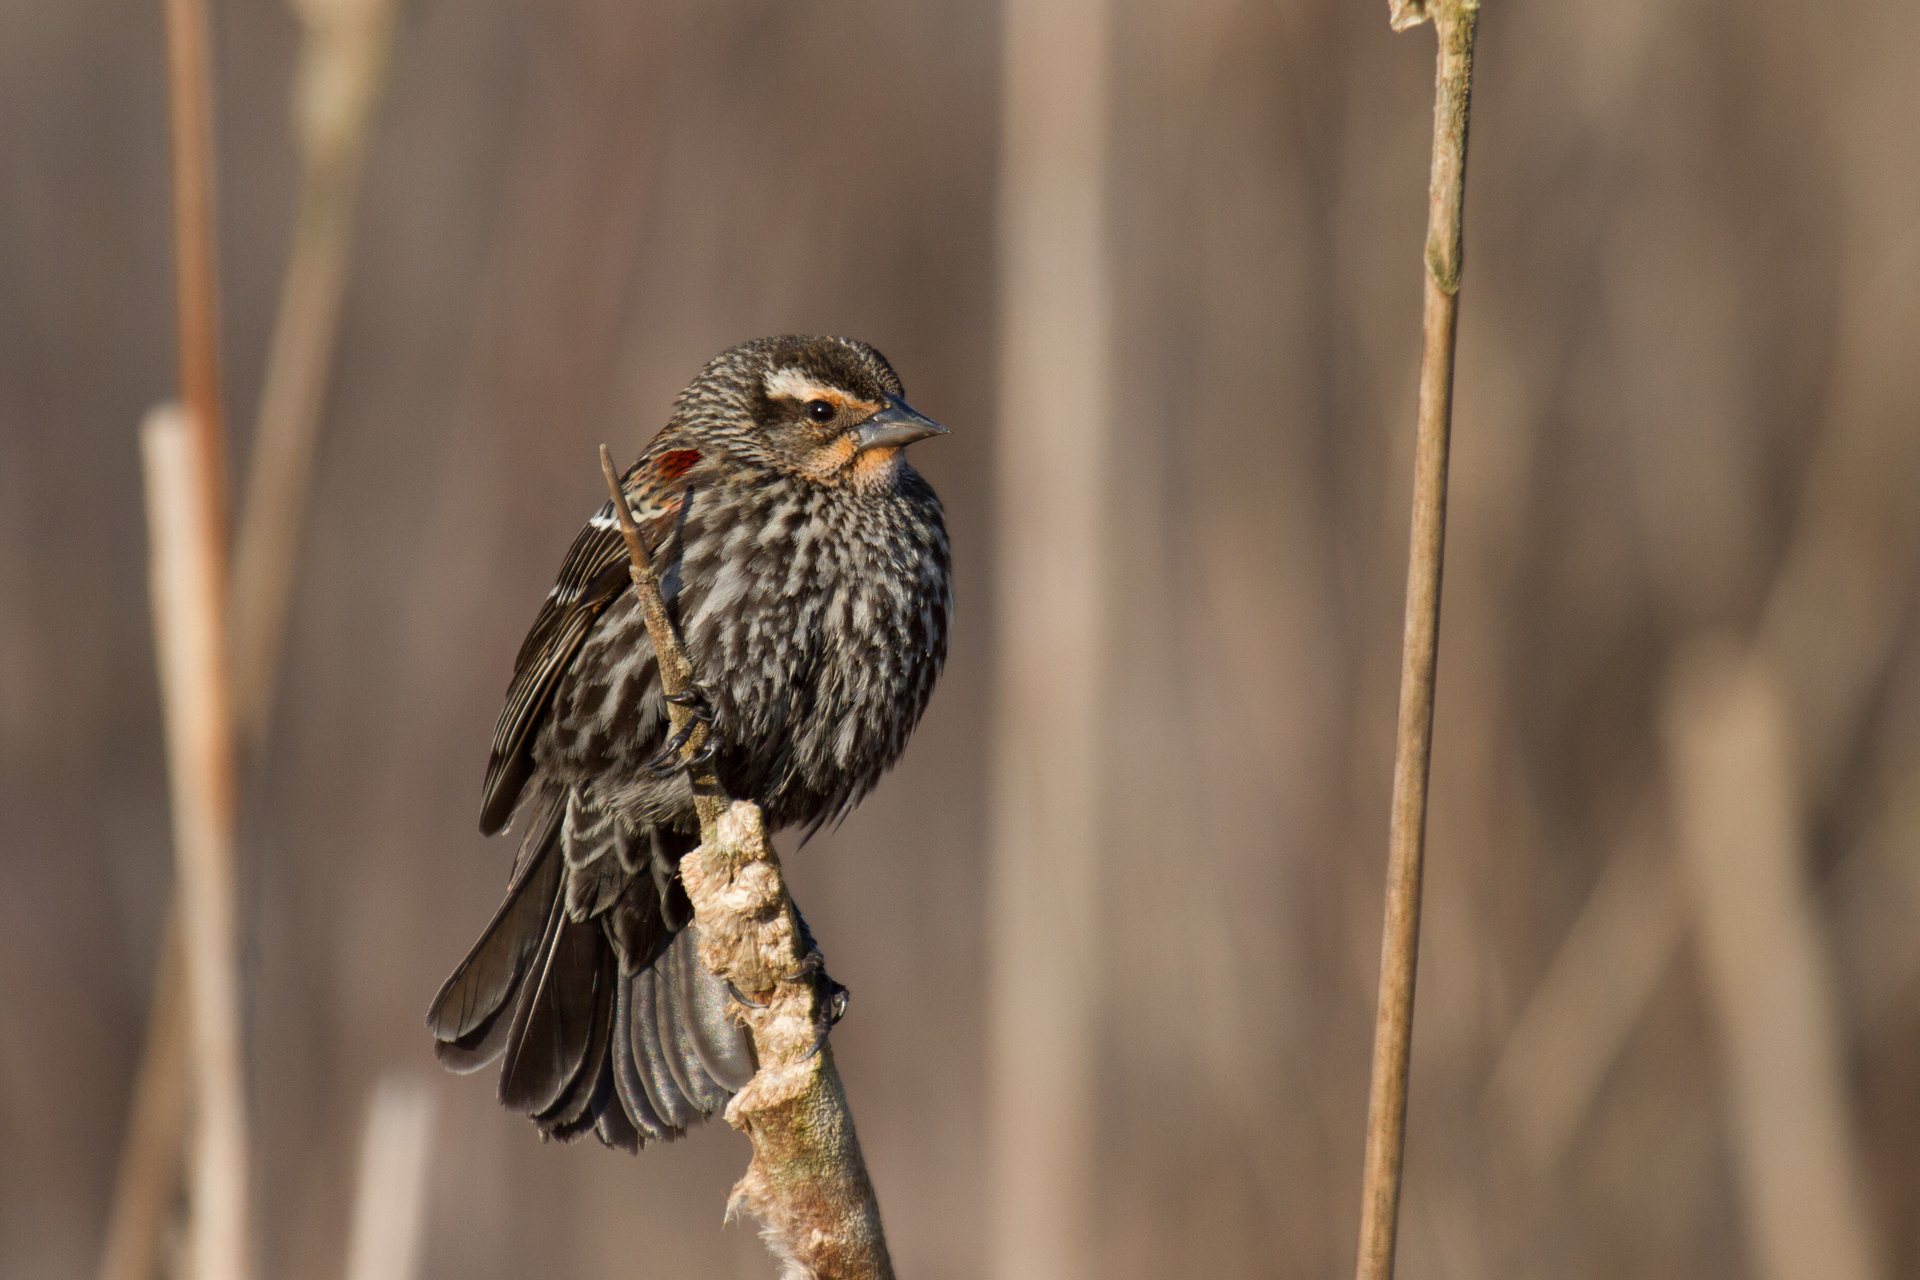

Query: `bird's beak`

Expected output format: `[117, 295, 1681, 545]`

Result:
[851, 397, 949, 453]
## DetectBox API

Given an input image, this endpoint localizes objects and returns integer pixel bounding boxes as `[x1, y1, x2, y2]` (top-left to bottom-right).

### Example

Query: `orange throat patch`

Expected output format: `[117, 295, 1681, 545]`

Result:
[849, 446, 903, 490]
[801, 438, 903, 492]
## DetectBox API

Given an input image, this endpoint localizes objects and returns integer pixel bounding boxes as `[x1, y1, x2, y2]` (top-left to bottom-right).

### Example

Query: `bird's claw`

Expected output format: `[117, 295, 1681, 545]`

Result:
[725, 965, 847, 1059]
[646, 723, 695, 774]
[820, 972, 850, 1026]
[648, 686, 719, 776]
[665, 686, 716, 732]
[665, 686, 713, 717]
[802, 971, 850, 1061]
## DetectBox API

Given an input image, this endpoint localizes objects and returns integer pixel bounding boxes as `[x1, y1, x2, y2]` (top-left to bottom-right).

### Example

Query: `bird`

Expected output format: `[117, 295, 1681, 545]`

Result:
[427, 335, 951, 1149]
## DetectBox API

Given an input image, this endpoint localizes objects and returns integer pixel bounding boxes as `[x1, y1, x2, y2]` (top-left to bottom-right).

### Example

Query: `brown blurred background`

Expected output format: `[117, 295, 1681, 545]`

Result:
[4, 1, 1919, 1278]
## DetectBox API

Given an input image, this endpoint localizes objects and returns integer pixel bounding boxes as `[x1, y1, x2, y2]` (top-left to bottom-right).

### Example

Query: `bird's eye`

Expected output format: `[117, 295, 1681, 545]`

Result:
[805, 399, 836, 424]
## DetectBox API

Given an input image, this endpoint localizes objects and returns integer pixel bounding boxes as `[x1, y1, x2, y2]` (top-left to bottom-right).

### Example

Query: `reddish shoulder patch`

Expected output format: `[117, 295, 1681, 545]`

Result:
[653, 449, 701, 480]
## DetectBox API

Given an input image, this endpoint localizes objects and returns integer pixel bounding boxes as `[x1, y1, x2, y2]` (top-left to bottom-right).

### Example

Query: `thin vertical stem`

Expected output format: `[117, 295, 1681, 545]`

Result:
[596, 447, 722, 823]
[1354, 4, 1477, 1280]
[163, 0, 231, 551]
[96, 902, 190, 1280]
[229, 0, 400, 746]
[159, 2, 248, 1276]
[143, 408, 251, 1280]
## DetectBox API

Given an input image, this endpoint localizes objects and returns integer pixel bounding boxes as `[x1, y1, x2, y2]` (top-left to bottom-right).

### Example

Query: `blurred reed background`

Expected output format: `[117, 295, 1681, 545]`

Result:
[2, 1, 1918, 1278]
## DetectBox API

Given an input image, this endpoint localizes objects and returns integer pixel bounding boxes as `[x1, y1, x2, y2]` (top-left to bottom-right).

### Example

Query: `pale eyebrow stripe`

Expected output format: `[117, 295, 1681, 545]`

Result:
[764, 367, 835, 401]
[763, 367, 883, 420]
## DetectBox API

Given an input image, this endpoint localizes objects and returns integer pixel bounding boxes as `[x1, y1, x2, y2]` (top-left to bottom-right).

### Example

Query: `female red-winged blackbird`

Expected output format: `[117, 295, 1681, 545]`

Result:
[428, 336, 950, 1149]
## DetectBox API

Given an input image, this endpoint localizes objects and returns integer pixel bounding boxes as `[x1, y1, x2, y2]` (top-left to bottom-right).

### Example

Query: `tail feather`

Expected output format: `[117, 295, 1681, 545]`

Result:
[669, 925, 757, 1091]
[648, 934, 729, 1116]
[426, 800, 565, 1068]
[628, 954, 703, 1130]
[537, 939, 618, 1133]
[429, 792, 758, 1149]
[499, 908, 601, 1116]
[611, 975, 671, 1143]
[590, 1064, 641, 1152]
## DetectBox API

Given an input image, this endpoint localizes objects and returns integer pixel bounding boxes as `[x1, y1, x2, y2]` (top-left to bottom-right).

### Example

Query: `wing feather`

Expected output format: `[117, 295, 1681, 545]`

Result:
[479, 447, 701, 834]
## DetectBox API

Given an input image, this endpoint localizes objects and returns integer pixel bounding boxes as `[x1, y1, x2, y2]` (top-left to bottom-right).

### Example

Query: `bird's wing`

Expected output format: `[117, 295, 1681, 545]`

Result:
[479, 444, 703, 834]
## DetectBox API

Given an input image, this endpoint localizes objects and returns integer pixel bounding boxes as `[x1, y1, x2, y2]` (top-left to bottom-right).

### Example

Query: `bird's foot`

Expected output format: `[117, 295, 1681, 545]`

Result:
[808, 971, 851, 1059]
[792, 944, 850, 1060]
[726, 980, 769, 1010]
[722, 941, 848, 1059]
[725, 959, 848, 1059]
[647, 686, 719, 776]
[664, 686, 713, 716]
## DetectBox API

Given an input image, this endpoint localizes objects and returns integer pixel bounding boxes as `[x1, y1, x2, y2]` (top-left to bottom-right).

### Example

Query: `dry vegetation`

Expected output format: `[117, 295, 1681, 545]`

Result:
[1, 1, 1918, 1279]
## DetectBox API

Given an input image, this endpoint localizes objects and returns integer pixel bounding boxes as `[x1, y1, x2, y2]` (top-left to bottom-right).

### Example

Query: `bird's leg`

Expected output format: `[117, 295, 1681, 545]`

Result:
[812, 972, 852, 1053]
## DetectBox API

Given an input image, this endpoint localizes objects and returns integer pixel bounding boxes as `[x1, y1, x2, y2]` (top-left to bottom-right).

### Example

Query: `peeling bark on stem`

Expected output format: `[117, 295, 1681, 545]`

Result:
[683, 804, 894, 1280]
[1353, 4, 1477, 1280]
[598, 447, 894, 1280]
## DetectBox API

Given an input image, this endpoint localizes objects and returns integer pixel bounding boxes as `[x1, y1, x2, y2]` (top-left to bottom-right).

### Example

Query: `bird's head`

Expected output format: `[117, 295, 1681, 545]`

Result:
[673, 336, 947, 493]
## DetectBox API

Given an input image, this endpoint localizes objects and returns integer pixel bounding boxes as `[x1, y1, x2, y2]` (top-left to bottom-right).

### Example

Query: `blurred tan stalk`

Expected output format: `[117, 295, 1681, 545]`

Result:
[599, 449, 894, 1279]
[231, 0, 401, 745]
[1488, 508, 1913, 1177]
[1664, 640, 1883, 1280]
[96, 902, 190, 1280]
[141, 407, 251, 1280]
[102, 8, 397, 1277]
[1485, 158, 1920, 1193]
[1483, 802, 1684, 1171]
[342, 1076, 437, 1280]
[124, 0, 253, 1276]
[162, 0, 231, 540]
[989, 0, 1111, 1277]
[1353, 3, 1477, 1279]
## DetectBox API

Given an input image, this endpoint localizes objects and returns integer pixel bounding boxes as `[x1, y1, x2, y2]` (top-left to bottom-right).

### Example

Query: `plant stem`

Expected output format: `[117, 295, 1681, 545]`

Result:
[95, 901, 190, 1280]
[596, 447, 724, 822]
[1354, 4, 1478, 1280]
[157, 0, 250, 1273]
[142, 407, 251, 1280]
[229, 0, 401, 746]
[598, 446, 894, 1279]
[163, 0, 230, 554]
[104, 9, 400, 1268]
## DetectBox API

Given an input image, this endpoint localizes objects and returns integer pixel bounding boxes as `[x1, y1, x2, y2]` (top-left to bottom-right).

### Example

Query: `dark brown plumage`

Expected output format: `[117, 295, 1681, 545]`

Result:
[428, 336, 951, 1148]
